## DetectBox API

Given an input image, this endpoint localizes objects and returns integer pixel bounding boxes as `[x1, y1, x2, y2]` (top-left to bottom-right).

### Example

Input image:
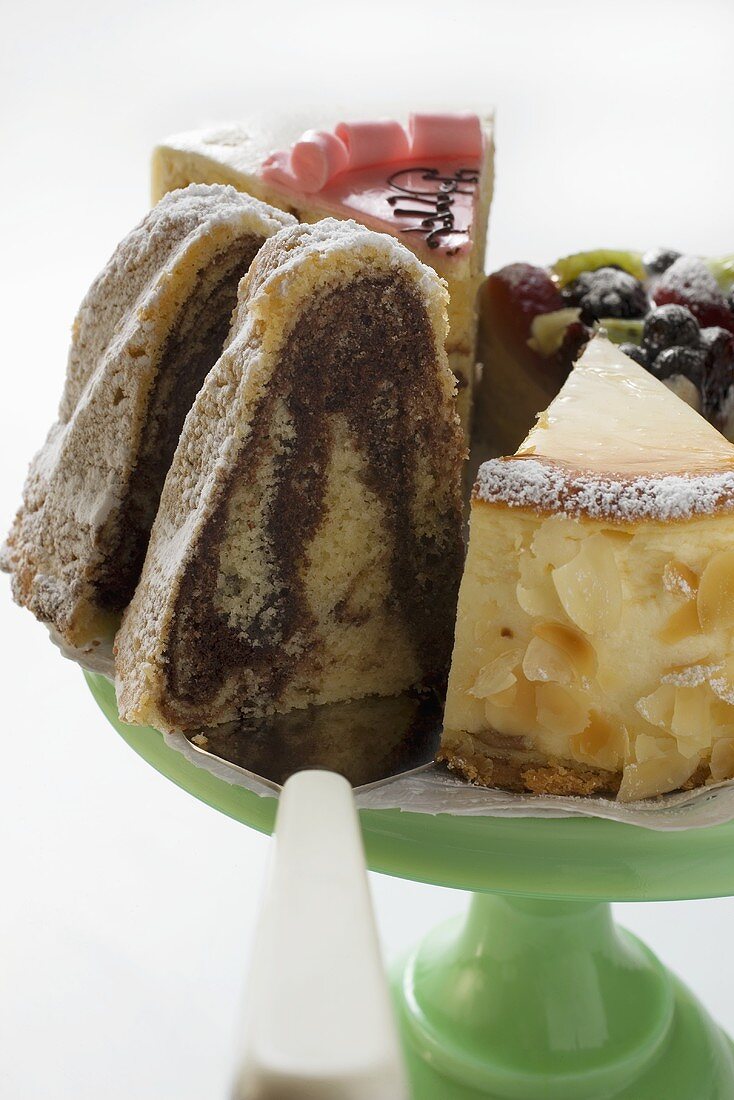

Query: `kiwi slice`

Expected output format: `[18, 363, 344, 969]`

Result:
[597, 318, 645, 346]
[706, 255, 734, 293]
[527, 307, 581, 356]
[552, 250, 646, 287]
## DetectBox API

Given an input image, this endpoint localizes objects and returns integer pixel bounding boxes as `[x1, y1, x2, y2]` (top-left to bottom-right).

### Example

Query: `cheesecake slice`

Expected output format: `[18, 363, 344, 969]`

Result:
[152, 112, 495, 436]
[441, 335, 734, 801]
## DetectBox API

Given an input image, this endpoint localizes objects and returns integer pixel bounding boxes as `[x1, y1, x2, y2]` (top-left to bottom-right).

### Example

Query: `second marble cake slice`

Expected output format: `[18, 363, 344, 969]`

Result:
[115, 218, 465, 732]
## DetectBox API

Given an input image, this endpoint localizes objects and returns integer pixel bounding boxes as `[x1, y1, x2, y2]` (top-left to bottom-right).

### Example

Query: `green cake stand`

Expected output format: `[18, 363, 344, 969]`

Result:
[86, 671, 734, 1098]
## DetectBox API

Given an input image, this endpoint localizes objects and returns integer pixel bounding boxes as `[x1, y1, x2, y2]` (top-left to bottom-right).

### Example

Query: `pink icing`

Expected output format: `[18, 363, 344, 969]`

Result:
[333, 120, 410, 171]
[260, 149, 297, 189]
[409, 112, 483, 159]
[321, 161, 479, 256]
[291, 130, 349, 192]
[260, 114, 485, 257]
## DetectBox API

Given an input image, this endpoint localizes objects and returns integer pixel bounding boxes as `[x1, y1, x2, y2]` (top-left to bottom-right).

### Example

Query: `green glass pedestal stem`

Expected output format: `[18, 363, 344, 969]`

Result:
[392, 892, 734, 1099]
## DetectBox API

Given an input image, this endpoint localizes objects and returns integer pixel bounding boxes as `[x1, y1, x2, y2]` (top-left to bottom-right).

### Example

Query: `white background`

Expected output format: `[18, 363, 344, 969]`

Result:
[2, 1, 734, 1096]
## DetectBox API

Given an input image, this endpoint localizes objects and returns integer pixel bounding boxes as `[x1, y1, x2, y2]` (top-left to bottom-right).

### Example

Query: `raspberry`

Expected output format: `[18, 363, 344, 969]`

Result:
[483, 264, 564, 354]
[653, 257, 734, 333]
[493, 264, 563, 321]
[557, 320, 592, 366]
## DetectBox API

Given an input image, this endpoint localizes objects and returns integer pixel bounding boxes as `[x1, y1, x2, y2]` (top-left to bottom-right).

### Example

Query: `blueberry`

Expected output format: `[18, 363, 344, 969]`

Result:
[643, 304, 700, 359]
[643, 248, 681, 276]
[650, 346, 707, 386]
[619, 342, 648, 367]
[561, 267, 648, 324]
[700, 326, 734, 416]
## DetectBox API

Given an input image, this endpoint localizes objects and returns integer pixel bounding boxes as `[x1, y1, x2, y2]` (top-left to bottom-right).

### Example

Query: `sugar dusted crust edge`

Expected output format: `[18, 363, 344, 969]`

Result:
[475, 456, 734, 524]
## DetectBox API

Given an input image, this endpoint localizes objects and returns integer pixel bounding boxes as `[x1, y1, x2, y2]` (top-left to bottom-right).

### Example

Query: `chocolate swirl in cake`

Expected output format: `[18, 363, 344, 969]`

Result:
[94, 235, 263, 612]
[165, 274, 463, 715]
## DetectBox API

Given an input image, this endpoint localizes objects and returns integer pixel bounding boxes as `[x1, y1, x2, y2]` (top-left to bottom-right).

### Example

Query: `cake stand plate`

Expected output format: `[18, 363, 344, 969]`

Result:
[86, 671, 734, 1098]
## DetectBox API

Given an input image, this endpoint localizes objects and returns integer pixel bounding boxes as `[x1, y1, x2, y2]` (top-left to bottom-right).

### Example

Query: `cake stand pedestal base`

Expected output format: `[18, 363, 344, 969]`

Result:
[392, 893, 734, 1099]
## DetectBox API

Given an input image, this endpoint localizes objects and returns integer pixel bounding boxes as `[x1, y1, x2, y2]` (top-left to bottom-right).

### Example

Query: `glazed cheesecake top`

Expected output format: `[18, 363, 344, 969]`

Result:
[521, 335, 734, 475]
[154, 111, 494, 266]
[477, 336, 734, 522]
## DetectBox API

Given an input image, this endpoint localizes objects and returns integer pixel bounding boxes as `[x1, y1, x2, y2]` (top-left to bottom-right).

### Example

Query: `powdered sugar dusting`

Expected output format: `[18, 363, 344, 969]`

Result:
[710, 671, 734, 706]
[245, 218, 450, 348]
[662, 663, 722, 688]
[257, 217, 440, 293]
[475, 457, 734, 522]
[5, 184, 294, 644]
[662, 564, 696, 599]
[655, 256, 726, 308]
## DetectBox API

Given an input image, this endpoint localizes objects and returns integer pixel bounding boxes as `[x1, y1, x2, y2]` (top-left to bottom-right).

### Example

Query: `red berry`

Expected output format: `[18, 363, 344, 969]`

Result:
[653, 257, 734, 334]
[481, 264, 570, 389]
[558, 320, 591, 365]
[487, 263, 564, 336]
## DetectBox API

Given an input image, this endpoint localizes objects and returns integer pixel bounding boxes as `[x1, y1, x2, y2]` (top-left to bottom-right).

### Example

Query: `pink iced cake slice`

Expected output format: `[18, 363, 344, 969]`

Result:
[152, 112, 495, 435]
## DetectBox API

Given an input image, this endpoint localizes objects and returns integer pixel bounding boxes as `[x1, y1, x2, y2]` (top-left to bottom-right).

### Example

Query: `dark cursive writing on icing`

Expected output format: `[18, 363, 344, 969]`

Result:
[386, 167, 479, 250]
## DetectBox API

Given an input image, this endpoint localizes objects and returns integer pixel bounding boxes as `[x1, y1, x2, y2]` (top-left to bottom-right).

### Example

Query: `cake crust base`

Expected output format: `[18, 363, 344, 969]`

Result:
[439, 730, 712, 801]
[438, 731, 621, 798]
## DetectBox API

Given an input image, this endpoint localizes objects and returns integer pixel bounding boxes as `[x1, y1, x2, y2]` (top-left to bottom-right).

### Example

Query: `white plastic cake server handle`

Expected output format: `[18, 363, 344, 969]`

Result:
[232, 769, 408, 1100]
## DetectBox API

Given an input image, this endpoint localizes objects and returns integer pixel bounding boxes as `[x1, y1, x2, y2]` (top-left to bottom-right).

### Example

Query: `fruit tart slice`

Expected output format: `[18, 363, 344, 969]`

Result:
[476, 248, 734, 456]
